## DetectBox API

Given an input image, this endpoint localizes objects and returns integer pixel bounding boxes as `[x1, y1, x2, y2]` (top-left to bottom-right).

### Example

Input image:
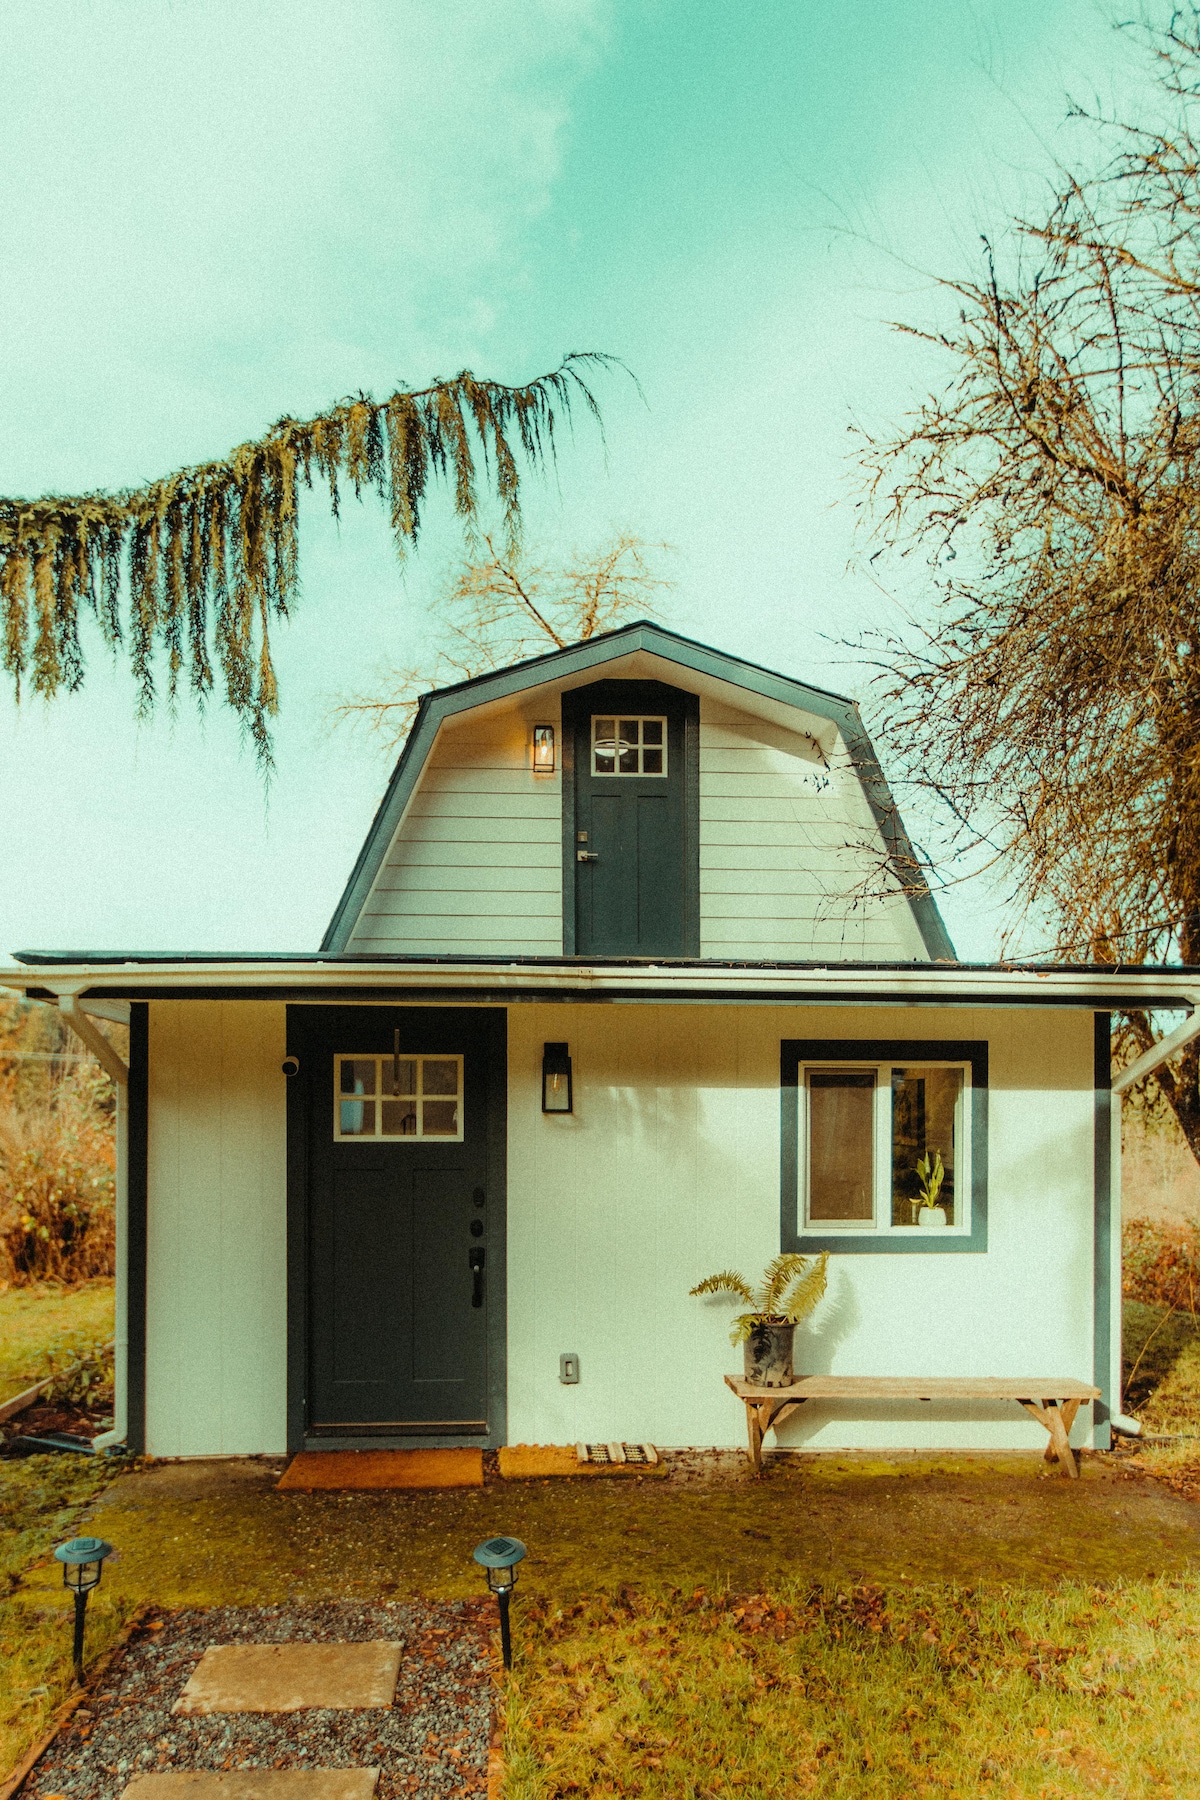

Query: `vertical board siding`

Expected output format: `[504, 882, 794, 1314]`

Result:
[698, 702, 929, 961]
[146, 1001, 287, 1456]
[346, 708, 563, 955]
[505, 1004, 1096, 1451]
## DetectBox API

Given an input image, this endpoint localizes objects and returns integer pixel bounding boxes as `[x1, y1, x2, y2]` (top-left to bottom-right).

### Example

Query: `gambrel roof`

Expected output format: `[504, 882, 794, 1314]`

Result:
[322, 621, 955, 961]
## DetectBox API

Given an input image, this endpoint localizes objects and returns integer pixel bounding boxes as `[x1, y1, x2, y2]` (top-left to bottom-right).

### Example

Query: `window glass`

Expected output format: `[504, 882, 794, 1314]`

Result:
[380, 1099, 417, 1136]
[807, 1069, 875, 1223]
[339, 1098, 375, 1136]
[384, 1058, 416, 1097]
[891, 1067, 962, 1225]
[423, 1058, 459, 1095]
[591, 715, 668, 777]
[422, 1100, 460, 1136]
[340, 1059, 375, 1096]
[334, 1055, 463, 1141]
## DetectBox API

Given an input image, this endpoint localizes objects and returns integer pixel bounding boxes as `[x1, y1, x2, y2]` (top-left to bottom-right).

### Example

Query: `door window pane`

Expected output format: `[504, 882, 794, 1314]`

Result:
[339, 1098, 375, 1136]
[593, 717, 617, 773]
[591, 715, 669, 777]
[384, 1058, 416, 1097]
[422, 1100, 459, 1136]
[807, 1069, 875, 1222]
[423, 1058, 459, 1095]
[891, 1067, 963, 1225]
[334, 1055, 463, 1140]
[340, 1059, 376, 1096]
[380, 1099, 417, 1135]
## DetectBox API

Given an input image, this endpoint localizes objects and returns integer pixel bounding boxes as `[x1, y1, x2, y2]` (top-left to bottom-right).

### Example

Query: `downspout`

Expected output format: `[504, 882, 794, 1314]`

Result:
[56, 995, 130, 1455]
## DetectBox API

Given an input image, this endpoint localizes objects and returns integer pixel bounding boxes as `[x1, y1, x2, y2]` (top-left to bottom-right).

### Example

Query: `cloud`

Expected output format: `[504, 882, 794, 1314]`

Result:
[0, 0, 608, 491]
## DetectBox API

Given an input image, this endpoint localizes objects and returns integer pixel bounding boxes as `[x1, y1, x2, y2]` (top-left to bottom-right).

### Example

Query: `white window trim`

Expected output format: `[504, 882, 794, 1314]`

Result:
[590, 713, 669, 778]
[333, 1053, 465, 1143]
[799, 1059, 972, 1237]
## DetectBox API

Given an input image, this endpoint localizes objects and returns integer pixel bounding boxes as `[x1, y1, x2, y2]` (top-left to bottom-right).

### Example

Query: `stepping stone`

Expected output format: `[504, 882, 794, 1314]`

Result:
[173, 1643, 401, 1715]
[122, 1777, 378, 1798]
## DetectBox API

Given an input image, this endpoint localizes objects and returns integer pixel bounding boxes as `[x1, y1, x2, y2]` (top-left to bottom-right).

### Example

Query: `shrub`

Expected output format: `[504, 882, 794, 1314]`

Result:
[0, 1063, 116, 1286]
[40, 1335, 114, 1410]
[1123, 1216, 1200, 1313]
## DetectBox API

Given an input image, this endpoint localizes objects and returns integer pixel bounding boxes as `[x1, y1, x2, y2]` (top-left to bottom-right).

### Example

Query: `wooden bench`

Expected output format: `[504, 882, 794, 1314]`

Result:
[724, 1375, 1102, 1478]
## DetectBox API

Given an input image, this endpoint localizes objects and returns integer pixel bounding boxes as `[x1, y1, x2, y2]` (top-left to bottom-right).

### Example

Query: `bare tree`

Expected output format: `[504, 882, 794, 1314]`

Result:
[333, 531, 674, 747]
[858, 11, 1200, 1155]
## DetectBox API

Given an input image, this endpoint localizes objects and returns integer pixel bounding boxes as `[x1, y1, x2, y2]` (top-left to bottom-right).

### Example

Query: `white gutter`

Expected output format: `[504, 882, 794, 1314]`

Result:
[4, 958, 1200, 1006]
[55, 994, 129, 1456]
[1113, 1005, 1200, 1095]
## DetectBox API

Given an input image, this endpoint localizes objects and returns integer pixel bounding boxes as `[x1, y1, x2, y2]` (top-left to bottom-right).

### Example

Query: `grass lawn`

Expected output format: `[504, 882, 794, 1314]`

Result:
[0, 1279, 114, 1405]
[3, 1279, 1200, 1793]
[0, 1280, 124, 1777]
[5, 1448, 1198, 1797]
[0, 1455, 131, 1780]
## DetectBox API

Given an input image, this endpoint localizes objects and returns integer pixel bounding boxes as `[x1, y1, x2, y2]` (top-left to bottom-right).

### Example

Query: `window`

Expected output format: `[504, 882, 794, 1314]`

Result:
[781, 1040, 988, 1253]
[334, 1054, 463, 1141]
[592, 715, 667, 777]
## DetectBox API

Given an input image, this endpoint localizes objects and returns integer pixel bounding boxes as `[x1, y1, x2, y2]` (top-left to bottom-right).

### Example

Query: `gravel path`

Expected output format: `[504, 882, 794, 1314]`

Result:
[25, 1602, 493, 1800]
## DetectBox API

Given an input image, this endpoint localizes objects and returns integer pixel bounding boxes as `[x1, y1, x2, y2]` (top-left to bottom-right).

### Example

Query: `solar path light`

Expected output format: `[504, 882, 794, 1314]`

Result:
[54, 1536, 114, 1683]
[473, 1536, 526, 1670]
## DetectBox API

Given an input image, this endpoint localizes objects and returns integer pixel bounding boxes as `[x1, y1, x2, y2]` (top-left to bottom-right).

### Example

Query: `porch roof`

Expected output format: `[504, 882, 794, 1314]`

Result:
[3, 950, 1199, 1011]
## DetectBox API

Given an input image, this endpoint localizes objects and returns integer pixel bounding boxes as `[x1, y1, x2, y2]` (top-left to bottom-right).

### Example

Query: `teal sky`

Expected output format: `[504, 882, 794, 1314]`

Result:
[0, 0, 1145, 958]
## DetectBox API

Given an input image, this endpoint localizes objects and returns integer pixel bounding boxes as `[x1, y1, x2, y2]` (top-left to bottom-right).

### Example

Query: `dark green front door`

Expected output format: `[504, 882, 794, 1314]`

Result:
[292, 1006, 504, 1439]
[566, 678, 697, 957]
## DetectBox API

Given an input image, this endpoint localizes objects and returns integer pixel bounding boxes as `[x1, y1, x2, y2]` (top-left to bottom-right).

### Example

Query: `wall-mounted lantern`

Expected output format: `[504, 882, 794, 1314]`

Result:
[541, 1042, 573, 1114]
[531, 724, 556, 774]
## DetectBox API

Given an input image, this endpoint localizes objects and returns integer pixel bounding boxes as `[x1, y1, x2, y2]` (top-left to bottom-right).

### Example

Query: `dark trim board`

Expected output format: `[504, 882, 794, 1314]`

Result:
[125, 1002, 149, 1455]
[1094, 1012, 1113, 1448]
[780, 1039, 989, 1255]
[285, 1004, 509, 1453]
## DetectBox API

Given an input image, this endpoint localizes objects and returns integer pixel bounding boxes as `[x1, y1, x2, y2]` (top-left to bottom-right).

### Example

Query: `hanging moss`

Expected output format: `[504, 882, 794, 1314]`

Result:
[0, 354, 615, 767]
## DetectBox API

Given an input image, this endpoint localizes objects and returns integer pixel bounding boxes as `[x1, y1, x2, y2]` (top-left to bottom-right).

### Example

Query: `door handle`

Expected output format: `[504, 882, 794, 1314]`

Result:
[469, 1247, 485, 1308]
[576, 850, 599, 862]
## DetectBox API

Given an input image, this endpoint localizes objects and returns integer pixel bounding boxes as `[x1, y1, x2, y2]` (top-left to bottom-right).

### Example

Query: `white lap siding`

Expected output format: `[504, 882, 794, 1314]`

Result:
[345, 708, 562, 956]
[505, 1003, 1098, 1453]
[698, 702, 928, 961]
[145, 1001, 287, 1456]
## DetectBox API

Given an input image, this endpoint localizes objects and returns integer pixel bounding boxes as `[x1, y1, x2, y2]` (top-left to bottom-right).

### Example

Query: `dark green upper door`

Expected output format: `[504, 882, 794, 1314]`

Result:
[566, 678, 698, 958]
[294, 1006, 504, 1437]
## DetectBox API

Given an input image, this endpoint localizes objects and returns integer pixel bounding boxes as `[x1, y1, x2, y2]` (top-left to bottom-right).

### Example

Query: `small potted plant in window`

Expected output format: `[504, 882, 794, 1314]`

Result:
[689, 1253, 829, 1386]
[913, 1149, 948, 1226]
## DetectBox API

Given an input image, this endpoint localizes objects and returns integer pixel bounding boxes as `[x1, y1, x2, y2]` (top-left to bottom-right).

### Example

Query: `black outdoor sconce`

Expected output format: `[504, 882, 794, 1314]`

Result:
[531, 724, 555, 774]
[541, 1042, 573, 1114]
[55, 1536, 114, 1683]
[473, 1535, 527, 1670]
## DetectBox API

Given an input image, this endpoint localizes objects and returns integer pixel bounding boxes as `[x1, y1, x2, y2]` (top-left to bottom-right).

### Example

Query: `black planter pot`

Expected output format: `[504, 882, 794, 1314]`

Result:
[743, 1320, 795, 1387]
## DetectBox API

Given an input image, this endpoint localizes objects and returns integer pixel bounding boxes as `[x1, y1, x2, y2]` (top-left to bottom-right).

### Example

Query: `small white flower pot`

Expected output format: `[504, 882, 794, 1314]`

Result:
[918, 1206, 948, 1227]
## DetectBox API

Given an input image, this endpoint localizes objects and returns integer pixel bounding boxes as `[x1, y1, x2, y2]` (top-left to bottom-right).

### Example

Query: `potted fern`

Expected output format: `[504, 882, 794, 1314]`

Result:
[690, 1253, 829, 1387]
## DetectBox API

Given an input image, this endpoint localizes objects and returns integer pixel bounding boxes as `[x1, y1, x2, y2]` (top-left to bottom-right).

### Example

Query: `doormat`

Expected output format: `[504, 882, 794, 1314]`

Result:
[497, 1443, 666, 1479]
[276, 1449, 483, 1491]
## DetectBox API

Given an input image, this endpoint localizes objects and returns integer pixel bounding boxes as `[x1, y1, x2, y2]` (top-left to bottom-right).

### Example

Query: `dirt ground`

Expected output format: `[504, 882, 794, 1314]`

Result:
[19, 1446, 1200, 1615]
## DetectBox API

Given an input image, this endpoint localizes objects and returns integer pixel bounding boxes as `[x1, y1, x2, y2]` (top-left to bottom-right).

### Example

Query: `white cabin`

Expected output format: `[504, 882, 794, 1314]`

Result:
[6, 623, 1180, 1465]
